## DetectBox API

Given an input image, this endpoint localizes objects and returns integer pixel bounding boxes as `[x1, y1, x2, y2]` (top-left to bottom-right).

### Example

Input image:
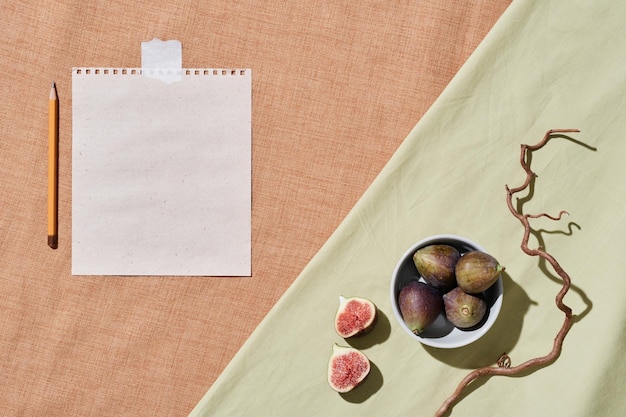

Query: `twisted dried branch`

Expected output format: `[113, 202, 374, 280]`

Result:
[433, 129, 580, 417]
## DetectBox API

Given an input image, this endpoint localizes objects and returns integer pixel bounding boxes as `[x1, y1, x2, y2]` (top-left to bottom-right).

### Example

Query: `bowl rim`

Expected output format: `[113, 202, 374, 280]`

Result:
[390, 234, 503, 348]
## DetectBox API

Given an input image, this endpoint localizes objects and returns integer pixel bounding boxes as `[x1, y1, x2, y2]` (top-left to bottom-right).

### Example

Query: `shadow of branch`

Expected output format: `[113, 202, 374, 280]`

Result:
[548, 133, 597, 152]
[515, 133, 595, 323]
[530, 226, 593, 323]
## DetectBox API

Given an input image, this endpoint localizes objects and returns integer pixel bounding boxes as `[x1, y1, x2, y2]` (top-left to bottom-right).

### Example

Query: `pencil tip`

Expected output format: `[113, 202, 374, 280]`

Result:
[50, 82, 58, 99]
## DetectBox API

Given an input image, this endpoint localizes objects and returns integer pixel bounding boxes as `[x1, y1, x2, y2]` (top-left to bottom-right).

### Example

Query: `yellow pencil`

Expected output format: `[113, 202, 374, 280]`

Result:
[48, 82, 58, 249]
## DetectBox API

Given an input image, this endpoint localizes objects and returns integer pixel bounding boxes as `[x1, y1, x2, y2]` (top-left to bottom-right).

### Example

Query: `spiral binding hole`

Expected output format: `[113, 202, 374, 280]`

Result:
[75, 68, 247, 76]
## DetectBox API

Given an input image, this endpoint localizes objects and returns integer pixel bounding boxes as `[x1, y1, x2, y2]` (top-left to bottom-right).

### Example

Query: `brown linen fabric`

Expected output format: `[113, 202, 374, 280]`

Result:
[0, 1, 510, 416]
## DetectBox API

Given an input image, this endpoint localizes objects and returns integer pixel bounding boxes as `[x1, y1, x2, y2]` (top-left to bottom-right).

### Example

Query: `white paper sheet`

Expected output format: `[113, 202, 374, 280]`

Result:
[71, 65, 251, 276]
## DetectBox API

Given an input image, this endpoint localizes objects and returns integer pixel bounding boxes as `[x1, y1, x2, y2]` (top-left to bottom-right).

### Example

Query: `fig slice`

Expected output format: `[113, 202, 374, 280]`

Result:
[334, 296, 378, 338]
[327, 344, 371, 393]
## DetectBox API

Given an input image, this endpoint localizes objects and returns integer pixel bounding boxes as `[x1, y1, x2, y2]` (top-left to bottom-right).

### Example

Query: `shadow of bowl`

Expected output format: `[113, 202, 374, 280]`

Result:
[423, 272, 534, 368]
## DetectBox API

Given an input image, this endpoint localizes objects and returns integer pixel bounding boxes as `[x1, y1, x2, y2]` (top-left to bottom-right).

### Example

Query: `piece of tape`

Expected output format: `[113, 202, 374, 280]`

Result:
[141, 38, 182, 84]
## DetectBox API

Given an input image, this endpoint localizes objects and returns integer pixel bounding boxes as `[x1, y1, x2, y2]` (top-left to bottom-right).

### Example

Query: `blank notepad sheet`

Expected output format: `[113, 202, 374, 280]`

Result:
[72, 68, 251, 276]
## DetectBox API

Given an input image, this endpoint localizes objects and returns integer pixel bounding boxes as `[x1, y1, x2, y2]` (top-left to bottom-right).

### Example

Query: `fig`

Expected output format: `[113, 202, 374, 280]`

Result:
[443, 287, 487, 329]
[455, 251, 504, 294]
[412, 244, 461, 291]
[334, 296, 378, 338]
[327, 344, 370, 393]
[398, 281, 444, 335]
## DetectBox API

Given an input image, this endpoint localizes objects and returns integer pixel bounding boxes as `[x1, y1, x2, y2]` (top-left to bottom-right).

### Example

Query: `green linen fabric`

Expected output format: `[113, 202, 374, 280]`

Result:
[190, 0, 626, 416]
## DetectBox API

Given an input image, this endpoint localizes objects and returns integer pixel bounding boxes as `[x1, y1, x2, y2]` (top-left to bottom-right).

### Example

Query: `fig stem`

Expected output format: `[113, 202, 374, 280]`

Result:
[433, 129, 579, 417]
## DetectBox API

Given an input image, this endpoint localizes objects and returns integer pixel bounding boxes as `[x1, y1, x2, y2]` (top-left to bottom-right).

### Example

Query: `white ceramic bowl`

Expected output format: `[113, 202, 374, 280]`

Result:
[390, 234, 503, 348]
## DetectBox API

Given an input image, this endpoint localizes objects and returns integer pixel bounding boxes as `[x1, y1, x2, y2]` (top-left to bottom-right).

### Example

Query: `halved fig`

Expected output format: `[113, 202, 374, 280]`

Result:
[334, 295, 378, 338]
[327, 344, 371, 393]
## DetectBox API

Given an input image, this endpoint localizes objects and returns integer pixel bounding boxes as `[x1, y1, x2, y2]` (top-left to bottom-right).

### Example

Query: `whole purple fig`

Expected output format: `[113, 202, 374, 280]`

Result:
[455, 251, 504, 294]
[398, 281, 443, 335]
[443, 287, 487, 329]
[412, 244, 461, 291]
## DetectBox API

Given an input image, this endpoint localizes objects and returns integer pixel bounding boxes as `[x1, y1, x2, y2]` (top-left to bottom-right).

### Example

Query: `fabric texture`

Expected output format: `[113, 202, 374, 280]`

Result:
[1, 1, 514, 416]
[189, 1, 626, 416]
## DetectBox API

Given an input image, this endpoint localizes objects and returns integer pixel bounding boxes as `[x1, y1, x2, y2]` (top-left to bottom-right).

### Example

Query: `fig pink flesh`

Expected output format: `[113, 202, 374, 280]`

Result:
[336, 299, 374, 336]
[329, 350, 369, 391]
